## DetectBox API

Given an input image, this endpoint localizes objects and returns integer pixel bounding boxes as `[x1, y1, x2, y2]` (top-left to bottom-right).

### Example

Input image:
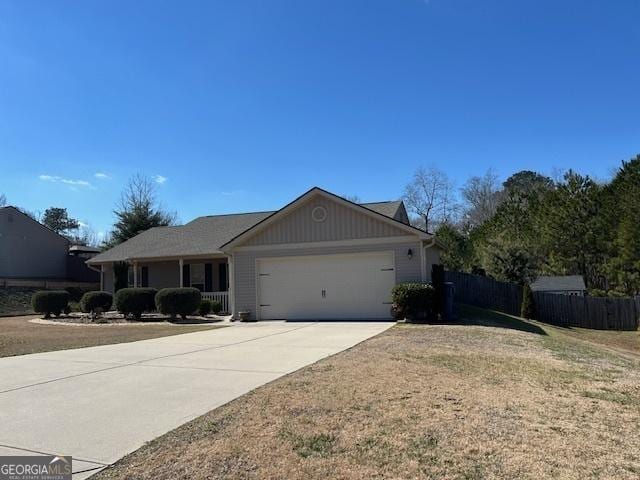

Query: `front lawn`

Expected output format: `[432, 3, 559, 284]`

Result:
[95, 307, 640, 479]
[0, 316, 223, 357]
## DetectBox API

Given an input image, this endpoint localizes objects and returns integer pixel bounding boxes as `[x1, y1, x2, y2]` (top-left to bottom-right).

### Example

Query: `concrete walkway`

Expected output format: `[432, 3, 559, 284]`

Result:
[0, 321, 392, 478]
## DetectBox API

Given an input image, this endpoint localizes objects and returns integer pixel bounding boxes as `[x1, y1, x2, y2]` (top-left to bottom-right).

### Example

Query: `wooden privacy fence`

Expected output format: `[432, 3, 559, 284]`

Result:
[533, 292, 640, 331]
[444, 271, 522, 316]
[445, 270, 640, 331]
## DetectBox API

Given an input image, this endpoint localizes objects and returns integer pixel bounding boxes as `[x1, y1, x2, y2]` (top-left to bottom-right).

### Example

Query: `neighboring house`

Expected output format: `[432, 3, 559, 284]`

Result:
[69, 244, 101, 259]
[531, 275, 587, 296]
[0, 206, 100, 283]
[0, 206, 70, 279]
[88, 187, 441, 320]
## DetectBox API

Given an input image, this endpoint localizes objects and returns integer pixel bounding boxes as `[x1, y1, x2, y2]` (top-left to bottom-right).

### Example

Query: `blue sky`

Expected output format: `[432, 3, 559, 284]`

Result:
[0, 0, 638, 238]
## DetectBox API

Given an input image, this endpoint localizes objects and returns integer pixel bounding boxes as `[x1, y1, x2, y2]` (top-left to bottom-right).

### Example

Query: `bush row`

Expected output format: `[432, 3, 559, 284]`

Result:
[32, 288, 221, 321]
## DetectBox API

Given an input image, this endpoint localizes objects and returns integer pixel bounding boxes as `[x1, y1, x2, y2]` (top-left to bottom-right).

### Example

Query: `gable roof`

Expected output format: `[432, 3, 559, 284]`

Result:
[88, 211, 272, 264]
[531, 275, 586, 292]
[360, 201, 404, 219]
[0, 206, 71, 244]
[221, 187, 429, 250]
[88, 189, 426, 264]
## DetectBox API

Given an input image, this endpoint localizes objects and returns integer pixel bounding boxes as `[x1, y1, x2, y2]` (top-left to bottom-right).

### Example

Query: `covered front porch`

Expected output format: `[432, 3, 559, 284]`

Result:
[100, 255, 231, 313]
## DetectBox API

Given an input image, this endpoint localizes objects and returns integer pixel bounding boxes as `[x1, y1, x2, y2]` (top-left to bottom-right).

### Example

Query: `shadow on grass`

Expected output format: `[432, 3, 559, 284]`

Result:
[451, 304, 547, 335]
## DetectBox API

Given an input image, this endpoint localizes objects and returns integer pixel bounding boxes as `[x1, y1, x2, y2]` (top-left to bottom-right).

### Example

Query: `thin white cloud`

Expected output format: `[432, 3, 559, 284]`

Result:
[94, 172, 110, 179]
[39, 175, 93, 188]
[153, 175, 168, 185]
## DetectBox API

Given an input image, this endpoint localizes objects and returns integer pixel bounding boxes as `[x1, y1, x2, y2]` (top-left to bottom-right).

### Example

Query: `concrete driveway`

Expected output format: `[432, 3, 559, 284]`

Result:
[0, 321, 392, 478]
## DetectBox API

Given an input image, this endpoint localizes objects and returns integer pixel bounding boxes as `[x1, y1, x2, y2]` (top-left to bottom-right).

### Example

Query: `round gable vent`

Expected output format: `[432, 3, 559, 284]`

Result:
[311, 206, 327, 223]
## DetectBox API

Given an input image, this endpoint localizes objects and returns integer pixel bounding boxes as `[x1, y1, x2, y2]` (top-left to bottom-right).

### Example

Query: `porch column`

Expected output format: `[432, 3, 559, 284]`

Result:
[420, 242, 427, 282]
[100, 265, 104, 291]
[228, 255, 235, 319]
[179, 258, 184, 287]
[133, 261, 138, 287]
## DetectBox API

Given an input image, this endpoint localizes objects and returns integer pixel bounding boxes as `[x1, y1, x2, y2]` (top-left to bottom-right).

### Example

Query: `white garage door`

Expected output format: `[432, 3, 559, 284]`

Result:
[257, 251, 395, 320]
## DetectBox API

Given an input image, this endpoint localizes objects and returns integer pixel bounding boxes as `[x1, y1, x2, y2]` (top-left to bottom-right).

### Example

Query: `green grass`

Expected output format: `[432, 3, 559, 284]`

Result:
[458, 304, 640, 356]
[279, 430, 337, 458]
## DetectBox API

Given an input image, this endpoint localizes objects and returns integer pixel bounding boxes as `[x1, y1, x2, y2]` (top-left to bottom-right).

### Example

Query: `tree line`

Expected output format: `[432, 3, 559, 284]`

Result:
[403, 154, 640, 297]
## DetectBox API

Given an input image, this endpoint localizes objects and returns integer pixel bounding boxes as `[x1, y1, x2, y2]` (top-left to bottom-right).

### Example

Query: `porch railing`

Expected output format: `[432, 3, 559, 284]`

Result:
[201, 291, 229, 314]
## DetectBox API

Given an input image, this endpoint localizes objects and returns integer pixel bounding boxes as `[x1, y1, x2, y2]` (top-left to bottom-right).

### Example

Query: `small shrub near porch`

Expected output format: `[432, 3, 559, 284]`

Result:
[199, 299, 212, 316]
[80, 291, 113, 317]
[156, 288, 202, 320]
[391, 282, 436, 322]
[114, 288, 158, 320]
[31, 291, 70, 319]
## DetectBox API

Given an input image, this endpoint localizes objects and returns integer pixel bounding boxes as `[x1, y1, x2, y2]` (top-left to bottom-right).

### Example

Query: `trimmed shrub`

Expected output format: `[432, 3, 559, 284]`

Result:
[199, 299, 212, 316]
[211, 300, 222, 315]
[155, 288, 202, 320]
[114, 287, 157, 320]
[31, 291, 70, 318]
[65, 286, 86, 302]
[80, 291, 113, 315]
[391, 282, 436, 321]
[521, 283, 535, 319]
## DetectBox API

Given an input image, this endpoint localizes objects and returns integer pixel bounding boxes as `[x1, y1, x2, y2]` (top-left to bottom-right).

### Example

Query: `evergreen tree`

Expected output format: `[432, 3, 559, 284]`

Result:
[42, 207, 80, 234]
[104, 175, 176, 248]
[434, 223, 470, 271]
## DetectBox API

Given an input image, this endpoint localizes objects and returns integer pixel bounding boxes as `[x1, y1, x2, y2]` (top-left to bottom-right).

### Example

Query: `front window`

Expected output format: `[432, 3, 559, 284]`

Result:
[190, 263, 205, 291]
[127, 266, 142, 287]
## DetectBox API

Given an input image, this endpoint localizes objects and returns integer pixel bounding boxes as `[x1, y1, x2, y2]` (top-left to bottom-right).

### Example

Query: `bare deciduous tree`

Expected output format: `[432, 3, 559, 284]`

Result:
[403, 166, 458, 231]
[70, 224, 100, 247]
[461, 168, 502, 229]
[0, 193, 6, 206]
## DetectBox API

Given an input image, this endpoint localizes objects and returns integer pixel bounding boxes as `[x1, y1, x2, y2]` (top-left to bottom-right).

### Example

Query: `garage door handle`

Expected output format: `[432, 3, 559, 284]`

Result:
[259, 273, 270, 276]
[381, 268, 394, 271]
[321, 289, 326, 298]
[260, 304, 271, 307]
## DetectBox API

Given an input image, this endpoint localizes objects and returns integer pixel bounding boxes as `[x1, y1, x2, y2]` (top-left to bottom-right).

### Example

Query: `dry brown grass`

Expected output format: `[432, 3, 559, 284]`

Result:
[0, 316, 221, 357]
[95, 311, 640, 480]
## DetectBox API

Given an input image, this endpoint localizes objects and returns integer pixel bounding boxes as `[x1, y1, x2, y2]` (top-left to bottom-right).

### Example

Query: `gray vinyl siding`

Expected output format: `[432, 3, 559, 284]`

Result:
[424, 246, 441, 281]
[232, 241, 423, 319]
[0, 208, 69, 279]
[145, 261, 180, 289]
[103, 265, 114, 293]
[394, 205, 411, 225]
[244, 196, 408, 246]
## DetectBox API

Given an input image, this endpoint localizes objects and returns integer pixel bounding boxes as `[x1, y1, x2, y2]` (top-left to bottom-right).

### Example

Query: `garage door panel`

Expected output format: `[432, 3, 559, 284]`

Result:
[257, 252, 395, 320]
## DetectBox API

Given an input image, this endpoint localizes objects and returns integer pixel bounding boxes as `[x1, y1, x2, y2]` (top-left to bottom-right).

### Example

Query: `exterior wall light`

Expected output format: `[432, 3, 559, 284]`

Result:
[407, 248, 413, 260]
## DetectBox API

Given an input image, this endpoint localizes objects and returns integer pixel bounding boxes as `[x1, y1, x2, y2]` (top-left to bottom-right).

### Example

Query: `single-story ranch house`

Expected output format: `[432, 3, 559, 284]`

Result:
[87, 187, 441, 321]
